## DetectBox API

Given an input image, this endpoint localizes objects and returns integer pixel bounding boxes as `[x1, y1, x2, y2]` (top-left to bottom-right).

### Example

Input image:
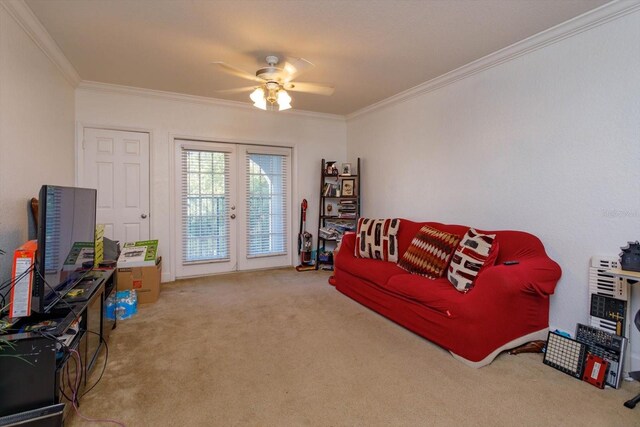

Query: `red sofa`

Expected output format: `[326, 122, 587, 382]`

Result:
[334, 219, 561, 367]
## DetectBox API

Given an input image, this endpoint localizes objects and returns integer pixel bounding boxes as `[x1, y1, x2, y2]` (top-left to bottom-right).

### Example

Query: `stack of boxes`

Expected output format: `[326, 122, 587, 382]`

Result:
[116, 239, 162, 305]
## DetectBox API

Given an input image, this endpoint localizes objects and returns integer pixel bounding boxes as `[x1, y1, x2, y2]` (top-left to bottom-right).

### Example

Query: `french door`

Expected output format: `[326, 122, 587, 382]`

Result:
[175, 140, 291, 278]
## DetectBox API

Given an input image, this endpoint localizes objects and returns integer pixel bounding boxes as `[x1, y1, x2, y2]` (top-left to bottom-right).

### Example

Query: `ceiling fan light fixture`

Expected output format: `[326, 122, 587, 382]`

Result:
[253, 98, 267, 110]
[214, 55, 333, 112]
[250, 87, 264, 104]
[277, 89, 292, 111]
[249, 84, 291, 111]
[250, 86, 268, 110]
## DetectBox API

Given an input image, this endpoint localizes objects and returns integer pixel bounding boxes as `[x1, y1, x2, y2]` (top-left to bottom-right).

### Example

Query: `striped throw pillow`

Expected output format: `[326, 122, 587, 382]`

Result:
[397, 225, 461, 279]
[354, 218, 401, 262]
[447, 228, 498, 292]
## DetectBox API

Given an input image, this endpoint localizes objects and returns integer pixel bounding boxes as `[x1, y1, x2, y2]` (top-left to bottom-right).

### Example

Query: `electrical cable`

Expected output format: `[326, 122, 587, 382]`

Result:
[0, 266, 31, 291]
[0, 265, 33, 291]
[36, 329, 124, 425]
[33, 330, 77, 403]
[0, 265, 34, 309]
[68, 345, 125, 427]
[63, 345, 80, 405]
[81, 329, 109, 397]
[35, 267, 80, 318]
[5, 266, 124, 425]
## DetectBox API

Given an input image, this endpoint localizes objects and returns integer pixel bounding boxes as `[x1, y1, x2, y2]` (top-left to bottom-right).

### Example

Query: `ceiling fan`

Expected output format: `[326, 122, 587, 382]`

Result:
[212, 55, 334, 111]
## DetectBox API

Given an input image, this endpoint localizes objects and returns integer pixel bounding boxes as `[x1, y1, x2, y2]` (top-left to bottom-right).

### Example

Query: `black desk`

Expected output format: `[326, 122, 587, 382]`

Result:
[0, 268, 115, 423]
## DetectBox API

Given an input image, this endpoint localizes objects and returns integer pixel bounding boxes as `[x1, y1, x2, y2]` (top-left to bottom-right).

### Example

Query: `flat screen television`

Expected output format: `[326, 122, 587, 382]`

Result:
[33, 185, 97, 313]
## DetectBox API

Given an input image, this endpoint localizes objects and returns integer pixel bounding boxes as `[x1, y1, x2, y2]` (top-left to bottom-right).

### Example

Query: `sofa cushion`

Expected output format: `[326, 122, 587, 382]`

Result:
[447, 228, 498, 292]
[354, 218, 401, 262]
[337, 251, 409, 285]
[384, 274, 464, 317]
[397, 225, 461, 279]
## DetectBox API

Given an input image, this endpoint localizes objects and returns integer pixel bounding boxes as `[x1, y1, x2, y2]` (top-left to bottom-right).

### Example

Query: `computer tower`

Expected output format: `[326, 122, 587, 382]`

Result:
[0, 337, 56, 417]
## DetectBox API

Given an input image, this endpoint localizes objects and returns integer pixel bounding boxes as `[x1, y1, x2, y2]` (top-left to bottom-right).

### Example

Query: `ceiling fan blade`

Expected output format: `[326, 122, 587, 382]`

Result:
[210, 62, 262, 82]
[282, 57, 314, 82]
[285, 82, 335, 96]
[215, 86, 257, 94]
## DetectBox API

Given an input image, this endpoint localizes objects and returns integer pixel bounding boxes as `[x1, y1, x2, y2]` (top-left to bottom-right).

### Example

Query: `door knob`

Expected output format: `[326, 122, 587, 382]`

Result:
[141, 214, 148, 219]
[230, 214, 236, 219]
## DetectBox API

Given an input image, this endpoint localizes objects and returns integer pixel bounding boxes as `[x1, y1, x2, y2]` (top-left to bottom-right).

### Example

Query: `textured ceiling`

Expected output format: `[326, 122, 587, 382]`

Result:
[26, 0, 609, 115]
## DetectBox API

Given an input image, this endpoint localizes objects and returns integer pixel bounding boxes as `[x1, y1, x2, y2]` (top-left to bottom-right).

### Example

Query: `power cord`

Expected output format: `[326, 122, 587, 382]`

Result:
[4, 263, 123, 425]
[81, 329, 109, 397]
[34, 267, 80, 318]
[0, 264, 35, 310]
[35, 329, 125, 426]
[69, 346, 125, 426]
[33, 329, 80, 404]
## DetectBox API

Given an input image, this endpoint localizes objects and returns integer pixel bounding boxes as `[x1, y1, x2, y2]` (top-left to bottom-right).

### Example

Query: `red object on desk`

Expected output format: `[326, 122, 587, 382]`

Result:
[10, 240, 37, 318]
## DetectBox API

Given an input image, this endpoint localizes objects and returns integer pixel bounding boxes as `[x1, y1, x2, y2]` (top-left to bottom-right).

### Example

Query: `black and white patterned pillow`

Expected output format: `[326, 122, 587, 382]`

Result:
[354, 218, 401, 262]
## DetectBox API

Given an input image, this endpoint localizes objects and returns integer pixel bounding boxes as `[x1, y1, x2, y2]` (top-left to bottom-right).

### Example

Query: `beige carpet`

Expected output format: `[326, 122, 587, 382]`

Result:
[68, 268, 640, 426]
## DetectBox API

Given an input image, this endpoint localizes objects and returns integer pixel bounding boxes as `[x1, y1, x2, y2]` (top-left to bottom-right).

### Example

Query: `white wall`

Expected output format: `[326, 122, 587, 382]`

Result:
[0, 6, 76, 283]
[347, 10, 640, 357]
[75, 87, 346, 282]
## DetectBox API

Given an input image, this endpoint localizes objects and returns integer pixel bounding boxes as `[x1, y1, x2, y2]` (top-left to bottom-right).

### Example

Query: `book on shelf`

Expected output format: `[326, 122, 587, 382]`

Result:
[319, 227, 340, 240]
[324, 219, 356, 233]
[323, 183, 340, 197]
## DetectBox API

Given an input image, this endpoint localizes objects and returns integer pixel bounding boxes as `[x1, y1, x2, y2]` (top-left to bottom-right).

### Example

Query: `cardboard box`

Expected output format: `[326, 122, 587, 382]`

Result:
[116, 257, 162, 304]
[117, 239, 159, 268]
[10, 240, 37, 318]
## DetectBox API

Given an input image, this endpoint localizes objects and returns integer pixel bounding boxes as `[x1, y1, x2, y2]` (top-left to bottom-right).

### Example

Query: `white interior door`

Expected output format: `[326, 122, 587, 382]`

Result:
[174, 140, 291, 278]
[82, 128, 150, 243]
[175, 141, 237, 277]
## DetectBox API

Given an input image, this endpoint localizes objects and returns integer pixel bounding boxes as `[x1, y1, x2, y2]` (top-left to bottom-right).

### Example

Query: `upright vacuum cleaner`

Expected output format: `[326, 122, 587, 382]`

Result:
[296, 199, 315, 271]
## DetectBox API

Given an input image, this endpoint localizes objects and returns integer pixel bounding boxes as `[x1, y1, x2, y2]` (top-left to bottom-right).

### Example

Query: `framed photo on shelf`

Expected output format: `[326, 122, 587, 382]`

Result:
[341, 163, 352, 176]
[325, 161, 338, 176]
[341, 179, 355, 196]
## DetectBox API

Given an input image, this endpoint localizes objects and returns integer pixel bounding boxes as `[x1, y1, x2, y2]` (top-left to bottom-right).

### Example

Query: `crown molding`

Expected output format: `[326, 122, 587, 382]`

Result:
[1, 0, 81, 87]
[347, 0, 640, 121]
[77, 80, 345, 122]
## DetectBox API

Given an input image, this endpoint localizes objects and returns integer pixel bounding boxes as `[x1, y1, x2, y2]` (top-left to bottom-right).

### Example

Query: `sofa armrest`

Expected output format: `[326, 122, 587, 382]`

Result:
[473, 257, 562, 298]
[334, 232, 356, 267]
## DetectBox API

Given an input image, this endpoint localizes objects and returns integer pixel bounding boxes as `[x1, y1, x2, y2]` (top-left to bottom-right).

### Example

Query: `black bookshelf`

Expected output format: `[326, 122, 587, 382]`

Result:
[316, 158, 361, 270]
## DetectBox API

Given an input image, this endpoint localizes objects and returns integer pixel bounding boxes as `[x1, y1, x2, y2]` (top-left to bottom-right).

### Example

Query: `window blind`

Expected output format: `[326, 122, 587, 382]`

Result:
[245, 152, 288, 258]
[181, 148, 230, 264]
